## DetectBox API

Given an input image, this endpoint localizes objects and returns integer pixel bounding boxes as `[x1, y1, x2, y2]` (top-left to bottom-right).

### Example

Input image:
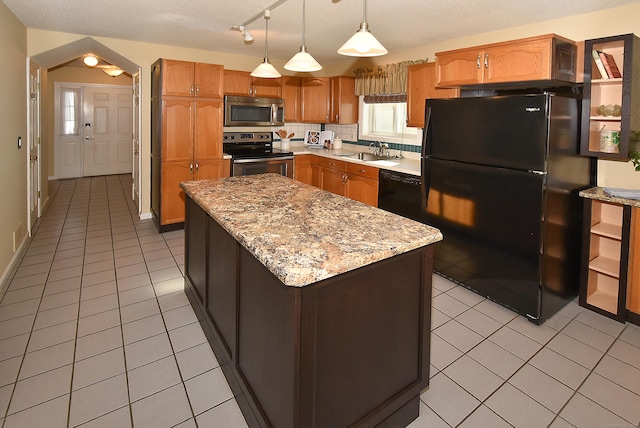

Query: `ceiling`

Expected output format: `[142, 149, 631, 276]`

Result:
[5, 0, 640, 66]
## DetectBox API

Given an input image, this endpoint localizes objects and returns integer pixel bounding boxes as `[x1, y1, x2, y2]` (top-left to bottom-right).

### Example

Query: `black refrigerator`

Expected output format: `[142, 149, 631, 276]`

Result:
[421, 93, 593, 324]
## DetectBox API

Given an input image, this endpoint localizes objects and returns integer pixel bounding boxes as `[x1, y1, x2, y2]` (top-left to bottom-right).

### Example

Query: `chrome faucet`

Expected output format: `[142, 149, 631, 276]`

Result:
[370, 141, 390, 157]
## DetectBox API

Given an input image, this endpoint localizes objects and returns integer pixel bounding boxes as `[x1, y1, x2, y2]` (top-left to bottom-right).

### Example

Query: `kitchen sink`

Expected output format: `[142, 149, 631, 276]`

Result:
[336, 152, 393, 161]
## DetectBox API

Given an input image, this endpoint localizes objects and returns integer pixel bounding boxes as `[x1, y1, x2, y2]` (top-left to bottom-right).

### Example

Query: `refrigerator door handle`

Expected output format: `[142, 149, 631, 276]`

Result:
[528, 170, 546, 175]
[421, 107, 433, 159]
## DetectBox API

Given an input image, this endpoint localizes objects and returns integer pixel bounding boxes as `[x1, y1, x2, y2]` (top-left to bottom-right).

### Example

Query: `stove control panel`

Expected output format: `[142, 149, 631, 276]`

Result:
[223, 132, 273, 143]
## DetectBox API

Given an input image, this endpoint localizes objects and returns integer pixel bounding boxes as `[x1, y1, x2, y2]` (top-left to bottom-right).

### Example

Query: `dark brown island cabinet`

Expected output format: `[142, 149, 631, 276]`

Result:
[180, 174, 443, 428]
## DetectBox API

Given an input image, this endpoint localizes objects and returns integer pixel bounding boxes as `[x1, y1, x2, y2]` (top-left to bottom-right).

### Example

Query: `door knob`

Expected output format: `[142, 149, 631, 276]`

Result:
[84, 136, 93, 141]
[30, 155, 38, 161]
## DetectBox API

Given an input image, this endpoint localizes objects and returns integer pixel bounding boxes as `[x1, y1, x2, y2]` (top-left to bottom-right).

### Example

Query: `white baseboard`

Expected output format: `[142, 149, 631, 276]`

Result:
[0, 233, 29, 296]
[140, 211, 153, 220]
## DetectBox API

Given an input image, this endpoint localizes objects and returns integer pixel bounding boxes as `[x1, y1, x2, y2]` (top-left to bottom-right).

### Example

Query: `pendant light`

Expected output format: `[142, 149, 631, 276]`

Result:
[284, 0, 321, 72]
[251, 10, 281, 78]
[337, 0, 388, 57]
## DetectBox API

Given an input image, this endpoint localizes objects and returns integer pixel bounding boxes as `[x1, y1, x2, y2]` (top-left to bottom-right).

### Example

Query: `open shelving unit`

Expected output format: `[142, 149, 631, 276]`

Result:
[580, 34, 640, 159]
[580, 199, 632, 321]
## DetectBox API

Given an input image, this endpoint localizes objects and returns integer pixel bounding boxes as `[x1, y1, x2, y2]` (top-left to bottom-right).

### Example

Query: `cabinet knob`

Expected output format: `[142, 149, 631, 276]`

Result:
[476, 55, 481, 69]
[196, 85, 200, 95]
[358, 169, 365, 173]
[195, 162, 199, 173]
[484, 53, 489, 68]
[190, 85, 195, 95]
[189, 163, 193, 174]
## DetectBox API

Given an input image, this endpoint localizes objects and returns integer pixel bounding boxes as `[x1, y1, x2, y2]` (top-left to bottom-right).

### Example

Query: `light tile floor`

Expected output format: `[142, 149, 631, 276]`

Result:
[0, 174, 638, 427]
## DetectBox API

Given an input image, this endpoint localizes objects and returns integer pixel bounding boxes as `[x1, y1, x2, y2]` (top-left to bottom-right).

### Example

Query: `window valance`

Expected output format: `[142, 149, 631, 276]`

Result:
[354, 59, 427, 97]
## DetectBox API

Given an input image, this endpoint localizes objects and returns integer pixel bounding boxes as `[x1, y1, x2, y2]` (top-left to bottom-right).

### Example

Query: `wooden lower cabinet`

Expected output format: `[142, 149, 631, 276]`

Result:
[295, 155, 378, 206]
[317, 157, 379, 206]
[183, 196, 433, 428]
[579, 198, 639, 324]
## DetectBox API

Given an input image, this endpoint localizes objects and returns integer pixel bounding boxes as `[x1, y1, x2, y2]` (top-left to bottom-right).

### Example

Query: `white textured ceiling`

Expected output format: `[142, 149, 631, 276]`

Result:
[4, 0, 640, 66]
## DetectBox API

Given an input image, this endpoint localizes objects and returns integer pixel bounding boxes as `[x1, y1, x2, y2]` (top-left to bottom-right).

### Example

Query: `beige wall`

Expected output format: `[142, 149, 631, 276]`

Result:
[0, 2, 27, 285]
[44, 66, 132, 177]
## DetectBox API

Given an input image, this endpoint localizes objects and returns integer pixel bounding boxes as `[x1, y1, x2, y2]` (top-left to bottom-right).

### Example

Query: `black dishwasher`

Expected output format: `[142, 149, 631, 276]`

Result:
[378, 170, 423, 222]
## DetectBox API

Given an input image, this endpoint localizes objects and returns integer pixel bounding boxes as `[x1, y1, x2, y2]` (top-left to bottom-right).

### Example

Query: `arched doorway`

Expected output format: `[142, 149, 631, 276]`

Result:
[29, 37, 142, 220]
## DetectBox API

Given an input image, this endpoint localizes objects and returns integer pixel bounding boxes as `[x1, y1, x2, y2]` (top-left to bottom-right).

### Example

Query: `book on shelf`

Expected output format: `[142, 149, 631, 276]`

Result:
[592, 49, 609, 79]
[598, 51, 623, 78]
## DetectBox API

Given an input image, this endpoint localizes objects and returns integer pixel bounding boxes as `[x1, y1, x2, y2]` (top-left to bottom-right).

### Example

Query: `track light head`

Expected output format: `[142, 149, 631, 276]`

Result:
[240, 26, 254, 42]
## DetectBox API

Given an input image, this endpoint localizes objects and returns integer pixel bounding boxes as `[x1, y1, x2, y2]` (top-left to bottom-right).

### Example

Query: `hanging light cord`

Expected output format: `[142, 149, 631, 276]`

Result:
[361, 0, 370, 30]
[301, 0, 306, 46]
[264, 11, 270, 59]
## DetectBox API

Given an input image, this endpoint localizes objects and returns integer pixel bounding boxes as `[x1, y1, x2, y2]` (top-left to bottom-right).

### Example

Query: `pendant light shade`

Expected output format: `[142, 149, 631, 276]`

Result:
[284, 0, 322, 72]
[338, 0, 388, 57]
[251, 10, 281, 78]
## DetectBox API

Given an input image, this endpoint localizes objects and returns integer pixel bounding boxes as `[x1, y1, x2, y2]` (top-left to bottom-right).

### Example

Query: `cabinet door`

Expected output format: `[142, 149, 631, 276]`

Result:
[194, 100, 223, 163]
[346, 175, 378, 207]
[253, 77, 282, 97]
[436, 48, 483, 87]
[162, 99, 193, 163]
[162, 59, 196, 96]
[282, 76, 301, 122]
[161, 162, 192, 225]
[224, 70, 252, 96]
[483, 39, 552, 84]
[294, 154, 312, 185]
[321, 168, 346, 196]
[195, 63, 224, 98]
[301, 77, 330, 123]
[407, 63, 459, 128]
[330, 76, 358, 124]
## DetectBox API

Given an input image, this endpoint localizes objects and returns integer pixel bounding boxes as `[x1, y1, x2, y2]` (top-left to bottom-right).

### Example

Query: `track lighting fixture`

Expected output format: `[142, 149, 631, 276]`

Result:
[239, 26, 254, 42]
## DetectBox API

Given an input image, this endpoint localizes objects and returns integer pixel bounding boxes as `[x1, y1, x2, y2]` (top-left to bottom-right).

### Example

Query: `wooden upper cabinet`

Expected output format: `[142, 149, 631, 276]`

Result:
[224, 69, 282, 97]
[330, 76, 358, 124]
[253, 76, 282, 97]
[223, 70, 252, 96]
[282, 76, 301, 122]
[194, 63, 225, 98]
[436, 34, 577, 87]
[160, 59, 223, 98]
[406, 62, 459, 128]
[301, 77, 330, 123]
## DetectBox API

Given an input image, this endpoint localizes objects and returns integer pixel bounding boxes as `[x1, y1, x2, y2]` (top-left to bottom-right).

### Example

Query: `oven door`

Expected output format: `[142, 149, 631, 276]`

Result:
[232, 157, 294, 178]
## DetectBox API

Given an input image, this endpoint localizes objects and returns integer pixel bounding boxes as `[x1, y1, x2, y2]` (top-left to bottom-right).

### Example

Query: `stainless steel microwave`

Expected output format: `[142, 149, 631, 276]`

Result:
[224, 95, 285, 127]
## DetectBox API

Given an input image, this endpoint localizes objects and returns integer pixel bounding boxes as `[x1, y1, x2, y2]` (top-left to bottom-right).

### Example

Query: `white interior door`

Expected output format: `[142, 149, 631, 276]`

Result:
[54, 83, 83, 179]
[83, 86, 133, 177]
[28, 61, 41, 232]
[132, 71, 141, 212]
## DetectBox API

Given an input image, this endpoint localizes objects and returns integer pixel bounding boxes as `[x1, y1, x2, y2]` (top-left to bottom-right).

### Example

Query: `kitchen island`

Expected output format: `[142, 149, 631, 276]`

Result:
[181, 174, 442, 427]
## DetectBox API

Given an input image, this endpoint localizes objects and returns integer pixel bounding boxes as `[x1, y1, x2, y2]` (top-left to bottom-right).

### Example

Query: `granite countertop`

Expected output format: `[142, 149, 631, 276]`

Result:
[181, 174, 442, 287]
[285, 144, 421, 176]
[579, 187, 640, 208]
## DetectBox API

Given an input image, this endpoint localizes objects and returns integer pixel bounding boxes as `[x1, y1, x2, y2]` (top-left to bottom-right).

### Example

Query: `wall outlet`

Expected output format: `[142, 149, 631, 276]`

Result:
[13, 222, 22, 253]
